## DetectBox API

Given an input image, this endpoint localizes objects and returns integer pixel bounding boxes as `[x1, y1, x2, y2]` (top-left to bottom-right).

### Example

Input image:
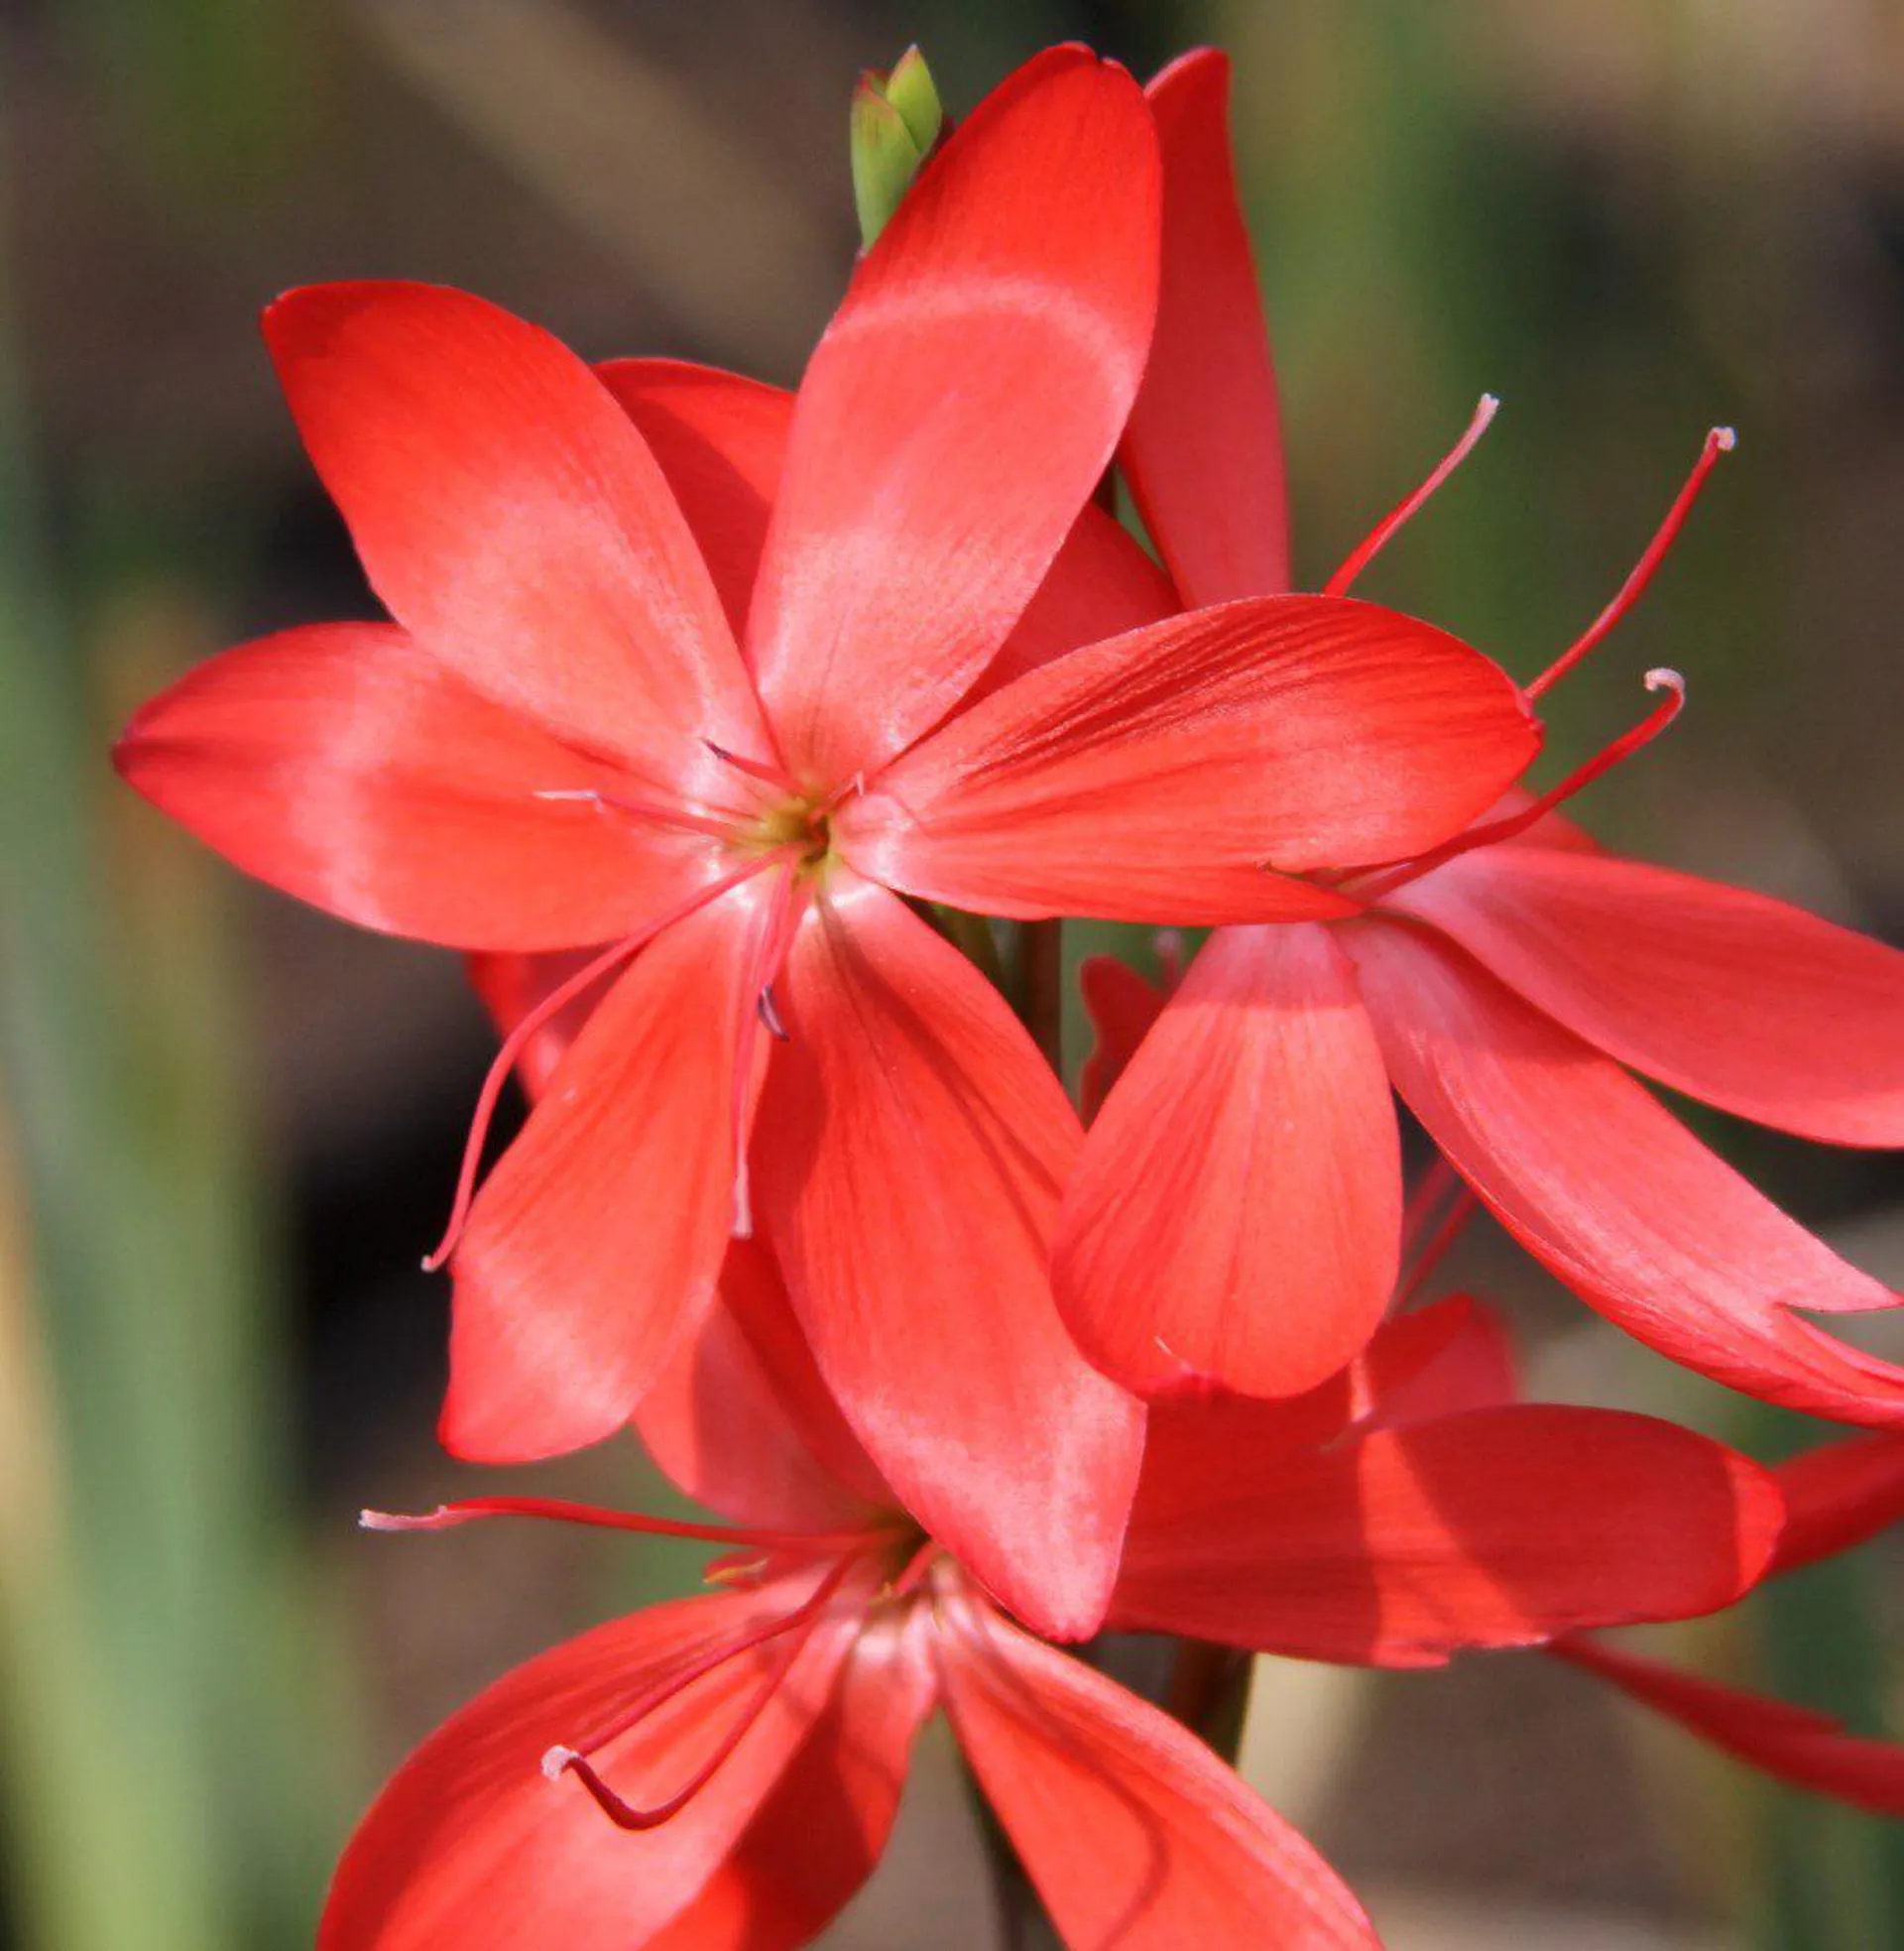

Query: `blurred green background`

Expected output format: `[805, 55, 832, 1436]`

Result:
[1, 1, 1901, 1946]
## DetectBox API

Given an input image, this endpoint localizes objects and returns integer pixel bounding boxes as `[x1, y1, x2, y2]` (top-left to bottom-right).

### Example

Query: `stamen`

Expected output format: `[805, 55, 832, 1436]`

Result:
[1396, 1185, 1481, 1306]
[540, 1553, 861, 1829]
[757, 985, 789, 1042]
[727, 869, 804, 1241]
[421, 851, 797, 1273]
[359, 1496, 895, 1556]
[1353, 670, 1685, 903]
[1524, 427, 1734, 700]
[703, 739, 798, 793]
[1400, 1158, 1461, 1256]
[533, 788, 742, 843]
[889, 1537, 939, 1600]
[543, 1659, 788, 1830]
[1324, 394, 1499, 599]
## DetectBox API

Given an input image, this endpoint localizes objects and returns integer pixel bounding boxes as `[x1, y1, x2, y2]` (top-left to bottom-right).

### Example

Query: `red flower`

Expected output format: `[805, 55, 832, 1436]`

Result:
[321, 1247, 1780, 1951]
[115, 48, 1539, 1635]
[1056, 48, 1904, 1425]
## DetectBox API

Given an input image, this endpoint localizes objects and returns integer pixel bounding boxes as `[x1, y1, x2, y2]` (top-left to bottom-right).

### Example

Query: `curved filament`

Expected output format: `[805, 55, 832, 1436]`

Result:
[1525, 427, 1734, 700]
[1324, 394, 1499, 598]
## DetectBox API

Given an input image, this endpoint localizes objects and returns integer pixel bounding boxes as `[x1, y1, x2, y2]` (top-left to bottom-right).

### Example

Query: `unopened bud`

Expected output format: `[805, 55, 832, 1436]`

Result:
[850, 46, 944, 249]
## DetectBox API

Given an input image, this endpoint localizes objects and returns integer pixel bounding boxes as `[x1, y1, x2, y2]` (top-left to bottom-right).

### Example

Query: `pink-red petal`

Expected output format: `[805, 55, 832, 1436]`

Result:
[747, 49, 1160, 783]
[1078, 954, 1170, 1123]
[264, 282, 769, 790]
[937, 1582, 1378, 1949]
[975, 503, 1179, 698]
[116, 623, 717, 950]
[1113, 1406, 1781, 1665]
[1138, 1295, 1511, 1485]
[1553, 1638, 1904, 1817]
[317, 1570, 869, 1950]
[1771, 1432, 1904, 1577]
[753, 874, 1142, 1641]
[441, 881, 776, 1463]
[594, 357, 790, 646]
[1391, 843, 1904, 1146]
[1056, 922, 1400, 1399]
[846, 596, 1539, 923]
[634, 1239, 892, 1533]
[1121, 50, 1292, 605]
[1346, 921, 1904, 1430]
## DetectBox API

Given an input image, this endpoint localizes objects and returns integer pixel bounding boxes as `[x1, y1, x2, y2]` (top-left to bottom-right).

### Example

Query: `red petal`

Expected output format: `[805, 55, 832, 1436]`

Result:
[1122, 50, 1291, 604]
[1056, 923, 1400, 1398]
[635, 1238, 892, 1533]
[976, 503, 1179, 698]
[748, 50, 1160, 782]
[753, 875, 1142, 1641]
[1113, 1405, 1781, 1664]
[1771, 1432, 1904, 1576]
[646, 1605, 937, 1951]
[116, 623, 717, 950]
[1137, 1295, 1511, 1486]
[1078, 954, 1169, 1123]
[317, 1572, 868, 1950]
[595, 358, 790, 645]
[264, 282, 769, 787]
[1361, 1293, 1520, 1428]
[1346, 921, 1904, 1430]
[937, 1583, 1378, 1949]
[1554, 1638, 1904, 1817]
[441, 883, 774, 1462]
[1392, 843, 1904, 1145]
[845, 596, 1540, 923]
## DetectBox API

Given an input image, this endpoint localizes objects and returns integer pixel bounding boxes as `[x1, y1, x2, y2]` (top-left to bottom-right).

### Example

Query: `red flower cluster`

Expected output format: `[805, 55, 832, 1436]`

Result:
[114, 40, 1904, 1951]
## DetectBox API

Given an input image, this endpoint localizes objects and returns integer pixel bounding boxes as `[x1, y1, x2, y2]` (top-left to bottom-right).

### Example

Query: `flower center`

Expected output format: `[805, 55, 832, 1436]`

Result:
[747, 793, 836, 871]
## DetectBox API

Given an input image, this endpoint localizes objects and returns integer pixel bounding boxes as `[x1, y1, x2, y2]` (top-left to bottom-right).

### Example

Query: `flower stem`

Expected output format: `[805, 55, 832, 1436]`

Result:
[1015, 918, 1065, 1072]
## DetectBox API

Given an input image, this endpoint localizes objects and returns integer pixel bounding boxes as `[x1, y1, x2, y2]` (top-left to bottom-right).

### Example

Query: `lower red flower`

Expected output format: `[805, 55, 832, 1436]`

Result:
[322, 1251, 1780, 1949]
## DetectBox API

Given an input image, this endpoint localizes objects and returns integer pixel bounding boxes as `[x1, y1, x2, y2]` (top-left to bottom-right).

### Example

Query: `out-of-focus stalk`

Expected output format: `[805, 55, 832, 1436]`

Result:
[0, 47, 351, 1947]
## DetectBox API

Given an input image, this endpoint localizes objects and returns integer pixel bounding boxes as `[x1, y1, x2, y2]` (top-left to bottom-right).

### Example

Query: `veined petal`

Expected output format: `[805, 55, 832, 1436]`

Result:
[1359, 1293, 1520, 1428]
[317, 1571, 869, 1950]
[754, 874, 1142, 1641]
[937, 1584, 1378, 1949]
[845, 596, 1539, 923]
[442, 881, 776, 1463]
[1138, 1296, 1511, 1485]
[1553, 1638, 1904, 1817]
[1122, 50, 1291, 604]
[646, 1605, 938, 1951]
[1078, 954, 1170, 1123]
[116, 624, 716, 949]
[264, 282, 770, 789]
[976, 503, 1178, 698]
[1391, 844, 1904, 1145]
[595, 358, 789, 644]
[636, 1239, 892, 1534]
[1056, 923, 1400, 1399]
[748, 49, 1160, 782]
[1112, 1406, 1781, 1665]
[1771, 1432, 1904, 1577]
[1346, 921, 1904, 1430]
